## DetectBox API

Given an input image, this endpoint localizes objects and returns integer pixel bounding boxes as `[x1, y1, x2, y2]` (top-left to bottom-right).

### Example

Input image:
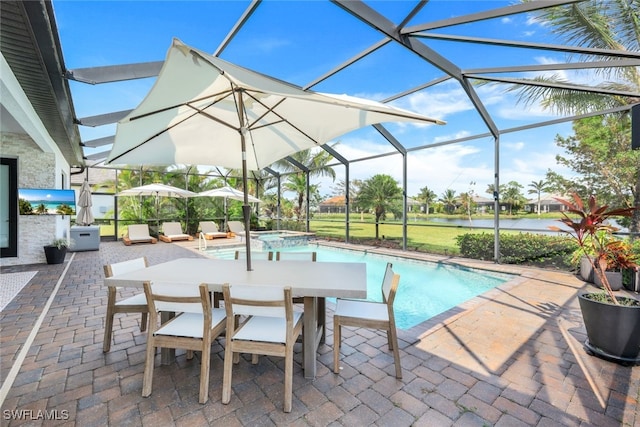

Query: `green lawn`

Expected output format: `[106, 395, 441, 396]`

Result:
[308, 220, 511, 255]
[98, 214, 548, 256]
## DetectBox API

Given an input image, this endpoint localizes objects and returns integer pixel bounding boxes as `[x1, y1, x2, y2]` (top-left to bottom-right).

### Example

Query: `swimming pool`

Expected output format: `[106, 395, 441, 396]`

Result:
[203, 244, 513, 330]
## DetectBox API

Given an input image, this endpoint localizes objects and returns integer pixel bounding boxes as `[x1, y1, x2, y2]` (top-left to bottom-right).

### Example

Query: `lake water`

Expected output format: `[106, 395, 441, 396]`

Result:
[416, 217, 629, 233]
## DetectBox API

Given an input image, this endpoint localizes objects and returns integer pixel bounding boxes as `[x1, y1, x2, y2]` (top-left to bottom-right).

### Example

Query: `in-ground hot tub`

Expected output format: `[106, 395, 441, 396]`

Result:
[251, 230, 314, 249]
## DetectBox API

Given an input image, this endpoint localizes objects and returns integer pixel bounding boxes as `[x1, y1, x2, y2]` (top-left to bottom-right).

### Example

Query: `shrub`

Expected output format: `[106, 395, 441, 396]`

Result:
[456, 232, 576, 267]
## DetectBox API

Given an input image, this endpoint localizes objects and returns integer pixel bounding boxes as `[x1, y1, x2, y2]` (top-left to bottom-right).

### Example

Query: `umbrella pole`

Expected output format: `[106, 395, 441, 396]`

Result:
[238, 89, 252, 271]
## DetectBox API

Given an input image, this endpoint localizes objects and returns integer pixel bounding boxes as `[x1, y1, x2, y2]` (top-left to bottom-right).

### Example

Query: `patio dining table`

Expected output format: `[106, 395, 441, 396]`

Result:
[104, 257, 367, 379]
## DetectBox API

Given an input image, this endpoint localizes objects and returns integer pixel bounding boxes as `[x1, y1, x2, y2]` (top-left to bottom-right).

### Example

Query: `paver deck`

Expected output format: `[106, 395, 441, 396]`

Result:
[1, 239, 638, 426]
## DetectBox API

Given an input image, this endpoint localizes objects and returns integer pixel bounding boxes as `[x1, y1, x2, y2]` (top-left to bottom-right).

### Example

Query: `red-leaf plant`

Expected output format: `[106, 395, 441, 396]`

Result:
[549, 193, 637, 305]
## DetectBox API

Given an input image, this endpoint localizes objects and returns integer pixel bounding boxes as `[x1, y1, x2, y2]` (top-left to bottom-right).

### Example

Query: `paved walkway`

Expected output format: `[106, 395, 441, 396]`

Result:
[0, 240, 638, 426]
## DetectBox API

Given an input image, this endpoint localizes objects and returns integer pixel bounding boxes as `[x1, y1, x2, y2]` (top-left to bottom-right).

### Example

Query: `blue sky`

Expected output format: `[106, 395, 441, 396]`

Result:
[53, 0, 582, 199]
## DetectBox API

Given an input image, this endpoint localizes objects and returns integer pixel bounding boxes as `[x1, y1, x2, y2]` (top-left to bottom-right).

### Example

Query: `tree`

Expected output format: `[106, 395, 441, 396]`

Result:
[513, 0, 640, 235]
[417, 185, 437, 216]
[528, 179, 550, 216]
[459, 191, 475, 223]
[503, 181, 525, 215]
[282, 173, 320, 221]
[485, 183, 506, 200]
[355, 174, 402, 239]
[546, 115, 640, 231]
[439, 189, 457, 214]
[274, 146, 336, 222]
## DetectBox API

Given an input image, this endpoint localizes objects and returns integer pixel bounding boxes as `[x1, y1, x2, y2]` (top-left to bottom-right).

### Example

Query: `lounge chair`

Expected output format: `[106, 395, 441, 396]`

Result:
[227, 221, 248, 240]
[123, 224, 157, 246]
[159, 222, 193, 243]
[199, 221, 228, 240]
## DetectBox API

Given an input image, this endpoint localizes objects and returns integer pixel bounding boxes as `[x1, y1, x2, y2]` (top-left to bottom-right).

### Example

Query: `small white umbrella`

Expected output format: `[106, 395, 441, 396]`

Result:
[197, 185, 262, 229]
[76, 180, 94, 226]
[116, 183, 196, 232]
[198, 186, 261, 203]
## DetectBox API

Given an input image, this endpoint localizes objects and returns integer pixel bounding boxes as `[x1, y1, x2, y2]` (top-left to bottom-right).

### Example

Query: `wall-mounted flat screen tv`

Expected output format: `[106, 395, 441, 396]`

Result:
[18, 188, 76, 215]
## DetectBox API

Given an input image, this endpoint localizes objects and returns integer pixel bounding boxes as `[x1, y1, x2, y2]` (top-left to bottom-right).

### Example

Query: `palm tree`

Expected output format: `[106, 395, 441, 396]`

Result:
[356, 174, 401, 239]
[513, 1, 639, 115]
[282, 173, 319, 221]
[528, 180, 550, 216]
[511, 0, 640, 233]
[274, 146, 336, 221]
[439, 189, 457, 214]
[503, 181, 525, 215]
[417, 185, 437, 216]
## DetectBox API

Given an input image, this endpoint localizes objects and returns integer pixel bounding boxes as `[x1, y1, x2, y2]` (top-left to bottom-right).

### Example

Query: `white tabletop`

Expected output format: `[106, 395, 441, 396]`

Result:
[104, 258, 367, 299]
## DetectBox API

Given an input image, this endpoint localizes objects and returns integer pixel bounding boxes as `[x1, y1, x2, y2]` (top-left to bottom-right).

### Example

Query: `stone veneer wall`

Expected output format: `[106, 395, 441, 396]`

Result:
[1, 132, 58, 266]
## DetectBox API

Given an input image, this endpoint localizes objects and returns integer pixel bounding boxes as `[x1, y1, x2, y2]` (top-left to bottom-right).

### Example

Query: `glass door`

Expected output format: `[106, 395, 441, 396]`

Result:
[1, 158, 18, 257]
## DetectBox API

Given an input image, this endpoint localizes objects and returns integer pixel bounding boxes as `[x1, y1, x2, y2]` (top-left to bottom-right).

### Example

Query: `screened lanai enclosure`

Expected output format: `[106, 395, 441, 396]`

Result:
[46, 0, 639, 259]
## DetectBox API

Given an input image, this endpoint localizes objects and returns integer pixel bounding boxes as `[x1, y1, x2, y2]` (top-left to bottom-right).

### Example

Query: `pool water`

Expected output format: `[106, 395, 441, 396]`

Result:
[204, 244, 513, 330]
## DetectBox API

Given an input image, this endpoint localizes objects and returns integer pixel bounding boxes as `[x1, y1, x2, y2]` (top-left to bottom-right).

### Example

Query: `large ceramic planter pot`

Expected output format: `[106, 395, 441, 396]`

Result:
[43, 246, 67, 264]
[579, 256, 594, 282]
[593, 270, 624, 291]
[622, 269, 639, 292]
[578, 293, 640, 364]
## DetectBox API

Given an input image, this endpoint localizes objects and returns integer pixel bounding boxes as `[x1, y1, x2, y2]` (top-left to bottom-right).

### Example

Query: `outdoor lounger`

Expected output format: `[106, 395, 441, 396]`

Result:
[199, 221, 228, 240]
[159, 222, 193, 243]
[122, 224, 157, 246]
[227, 221, 248, 238]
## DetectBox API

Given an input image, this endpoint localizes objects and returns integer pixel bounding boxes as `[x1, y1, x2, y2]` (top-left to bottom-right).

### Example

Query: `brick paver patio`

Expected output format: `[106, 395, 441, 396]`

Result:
[1, 240, 638, 426]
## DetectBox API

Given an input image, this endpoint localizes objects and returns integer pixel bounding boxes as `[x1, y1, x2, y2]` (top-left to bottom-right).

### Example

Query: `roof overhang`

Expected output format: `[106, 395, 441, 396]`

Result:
[0, 0, 83, 166]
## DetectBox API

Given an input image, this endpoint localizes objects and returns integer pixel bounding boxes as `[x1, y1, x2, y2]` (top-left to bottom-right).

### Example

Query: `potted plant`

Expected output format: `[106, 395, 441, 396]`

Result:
[550, 193, 640, 364]
[43, 238, 69, 265]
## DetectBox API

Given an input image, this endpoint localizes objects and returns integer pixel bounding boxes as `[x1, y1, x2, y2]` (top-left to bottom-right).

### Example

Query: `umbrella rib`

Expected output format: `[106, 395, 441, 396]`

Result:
[109, 112, 200, 163]
[243, 91, 322, 145]
[185, 104, 239, 131]
[127, 90, 234, 122]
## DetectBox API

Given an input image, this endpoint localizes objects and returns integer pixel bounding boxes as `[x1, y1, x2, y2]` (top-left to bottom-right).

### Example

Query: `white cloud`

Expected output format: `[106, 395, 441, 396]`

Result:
[503, 141, 525, 151]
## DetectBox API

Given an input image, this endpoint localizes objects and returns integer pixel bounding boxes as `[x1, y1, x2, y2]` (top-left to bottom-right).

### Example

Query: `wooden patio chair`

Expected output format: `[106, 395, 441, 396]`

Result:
[275, 251, 323, 339]
[333, 262, 402, 379]
[221, 283, 303, 412]
[142, 281, 226, 403]
[103, 257, 149, 352]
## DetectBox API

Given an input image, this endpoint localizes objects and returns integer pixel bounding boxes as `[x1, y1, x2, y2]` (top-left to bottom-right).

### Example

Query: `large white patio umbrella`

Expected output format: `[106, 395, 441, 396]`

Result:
[116, 183, 196, 233]
[106, 38, 444, 270]
[75, 180, 94, 226]
[197, 185, 262, 230]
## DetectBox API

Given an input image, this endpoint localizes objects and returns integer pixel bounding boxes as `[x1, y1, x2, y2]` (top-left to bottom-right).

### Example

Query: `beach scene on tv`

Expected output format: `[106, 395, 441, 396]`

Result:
[18, 188, 76, 215]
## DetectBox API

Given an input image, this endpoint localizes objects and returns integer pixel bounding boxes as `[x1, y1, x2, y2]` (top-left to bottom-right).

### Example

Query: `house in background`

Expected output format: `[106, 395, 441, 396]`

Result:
[318, 195, 346, 214]
[526, 194, 570, 214]
[1, 1, 83, 266]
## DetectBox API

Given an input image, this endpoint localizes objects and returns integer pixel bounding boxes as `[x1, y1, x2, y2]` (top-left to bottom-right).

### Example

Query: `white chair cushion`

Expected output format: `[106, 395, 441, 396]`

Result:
[116, 292, 147, 306]
[151, 283, 202, 312]
[200, 221, 220, 233]
[234, 312, 302, 344]
[127, 225, 153, 240]
[334, 299, 389, 322]
[110, 257, 147, 276]
[165, 234, 190, 239]
[162, 222, 184, 235]
[155, 308, 226, 338]
[205, 232, 227, 238]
